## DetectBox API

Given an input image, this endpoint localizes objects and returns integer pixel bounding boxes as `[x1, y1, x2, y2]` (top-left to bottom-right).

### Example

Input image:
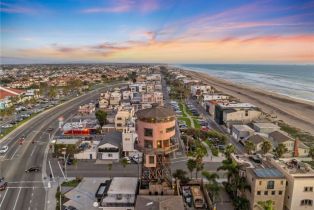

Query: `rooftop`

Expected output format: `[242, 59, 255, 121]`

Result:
[251, 168, 284, 178]
[218, 102, 257, 109]
[107, 177, 138, 195]
[272, 159, 314, 176]
[135, 196, 185, 210]
[136, 104, 175, 121]
[233, 124, 255, 132]
[253, 122, 279, 129]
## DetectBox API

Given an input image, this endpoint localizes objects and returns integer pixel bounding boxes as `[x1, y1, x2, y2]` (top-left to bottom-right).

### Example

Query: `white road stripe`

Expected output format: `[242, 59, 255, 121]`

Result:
[48, 160, 55, 181]
[57, 161, 66, 179]
[13, 187, 22, 210]
[7, 187, 45, 189]
[0, 188, 9, 208]
[30, 147, 36, 157]
[10, 147, 20, 160]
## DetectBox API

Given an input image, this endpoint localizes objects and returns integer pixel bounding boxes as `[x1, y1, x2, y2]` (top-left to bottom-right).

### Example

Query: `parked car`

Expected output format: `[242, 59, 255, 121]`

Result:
[64, 206, 78, 210]
[25, 167, 41, 173]
[47, 127, 54, 132]
[0, 181, 8, 191]
[0, 146, 9, 154]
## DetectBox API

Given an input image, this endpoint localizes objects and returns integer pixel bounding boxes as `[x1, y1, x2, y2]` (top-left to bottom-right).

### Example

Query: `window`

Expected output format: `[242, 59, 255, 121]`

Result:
[267, 181, 275, 189]
[245, 110, 249, 116]
[144, 128, 153, 137]
[272, 191, 275, 195]
[257, 191, 261, 195]
[259, 181, 262, 185]
[304, 187, 313, 192]
[144, 140, 153, 148]
[281, 181, 284, 185]
[108, 154, 112, 157]
[117, 123, 122, 127]
[279, 191, 283, 195]
[301, 199, 313, 206]
[166, 126, 175, 133]
[117, 117, 122, 120]
[149, 155, 155, 164]
[157, 140, 162, 148]
[264, 191, 268, 195]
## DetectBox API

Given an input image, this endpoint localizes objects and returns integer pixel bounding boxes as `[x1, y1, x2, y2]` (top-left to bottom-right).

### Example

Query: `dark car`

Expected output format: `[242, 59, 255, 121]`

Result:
[64, 206, 78, 210]
[25, 167, 41, 173]
[0, 181, 7, 191]
[47, 127, 54, 132]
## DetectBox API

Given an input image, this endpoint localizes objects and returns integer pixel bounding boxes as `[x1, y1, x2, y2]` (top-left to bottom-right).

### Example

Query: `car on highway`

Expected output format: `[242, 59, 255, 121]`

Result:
[0, 146, 9, 154]
[47, 127, 54, 132]
[25, 167, 41, 173]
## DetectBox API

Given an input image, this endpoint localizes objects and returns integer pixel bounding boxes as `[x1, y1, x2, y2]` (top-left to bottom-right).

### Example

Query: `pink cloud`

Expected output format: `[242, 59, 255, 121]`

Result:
[81, 0, 159, 14]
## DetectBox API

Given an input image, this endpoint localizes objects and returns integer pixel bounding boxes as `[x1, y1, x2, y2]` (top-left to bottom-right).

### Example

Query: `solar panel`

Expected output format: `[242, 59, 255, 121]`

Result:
[254, 168, 284, 178]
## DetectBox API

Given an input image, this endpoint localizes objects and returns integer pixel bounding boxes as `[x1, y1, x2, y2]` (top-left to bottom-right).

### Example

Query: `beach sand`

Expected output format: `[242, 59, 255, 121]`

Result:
[183, 70, 314, 135]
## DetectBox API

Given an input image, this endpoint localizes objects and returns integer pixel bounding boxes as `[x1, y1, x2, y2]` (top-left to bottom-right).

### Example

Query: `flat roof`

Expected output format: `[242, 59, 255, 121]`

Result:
[107, 177, 138, 194]
[219, 102, 256, 108]
[253, 123, 279, 128]
[252, 168, 284, 178]
[233, 124, 254, 131]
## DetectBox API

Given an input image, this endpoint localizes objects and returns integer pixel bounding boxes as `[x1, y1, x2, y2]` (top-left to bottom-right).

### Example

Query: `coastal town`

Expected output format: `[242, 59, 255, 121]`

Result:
[0, 64, 313, 210]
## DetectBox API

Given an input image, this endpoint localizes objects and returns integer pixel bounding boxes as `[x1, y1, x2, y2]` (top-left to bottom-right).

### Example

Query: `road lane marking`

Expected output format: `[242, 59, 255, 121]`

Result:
[10, 147, 20, 160]
[30, 146, 36, 157]
[13, 187, 22, 210]
[57, 161, 66, 179]
[7, 187, 45, 189]
[0, 188, 9, 208]
[48, 160, 55, 181]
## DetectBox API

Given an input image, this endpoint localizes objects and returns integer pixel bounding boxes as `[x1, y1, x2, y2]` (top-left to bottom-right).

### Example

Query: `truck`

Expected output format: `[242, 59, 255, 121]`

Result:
[191, 186, 205, 208]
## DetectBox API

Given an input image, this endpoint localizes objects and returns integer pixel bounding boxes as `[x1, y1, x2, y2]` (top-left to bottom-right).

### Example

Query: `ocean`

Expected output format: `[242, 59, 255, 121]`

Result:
[176, 64, 314, 102]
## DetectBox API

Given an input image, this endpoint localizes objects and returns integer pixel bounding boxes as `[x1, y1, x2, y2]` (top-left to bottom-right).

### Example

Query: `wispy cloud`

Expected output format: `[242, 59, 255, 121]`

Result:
[0, 2, 35, 14]
[81, 0, 159, 14]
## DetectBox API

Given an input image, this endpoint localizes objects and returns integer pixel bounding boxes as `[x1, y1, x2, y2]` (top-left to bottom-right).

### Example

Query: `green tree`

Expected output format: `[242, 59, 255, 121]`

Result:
[172, 169, 190, 184]
[202, 171, 220, 204]
[95, 110, 107, 128]
[234, 197, 250, 210]
[244, 140, 255, 155]
[257, 200, 274, 210]
[261, 140, 272, 154]
[274, 143, 288, 158]
[195, 162, 204, 179]
[48, 86, 57, 99]
[224, 144, 236, 159]
[120, 158, 129, 168]
[186, 159, 197, 179]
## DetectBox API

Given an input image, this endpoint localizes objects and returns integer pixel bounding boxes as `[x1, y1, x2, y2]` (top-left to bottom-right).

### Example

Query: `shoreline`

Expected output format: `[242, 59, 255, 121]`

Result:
[178, 68, 314, 135]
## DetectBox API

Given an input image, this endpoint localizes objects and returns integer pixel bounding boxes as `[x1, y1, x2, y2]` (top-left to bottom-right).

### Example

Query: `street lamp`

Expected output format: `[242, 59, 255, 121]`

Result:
[61, 147, 69, 180]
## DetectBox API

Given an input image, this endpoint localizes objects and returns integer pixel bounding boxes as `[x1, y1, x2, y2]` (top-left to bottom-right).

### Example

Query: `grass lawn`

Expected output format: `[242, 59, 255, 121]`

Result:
[61, 178, 82, 187]
[193, 118, 201, 129]
[178, 117, 191, 127]
[178, 102, 187, 117]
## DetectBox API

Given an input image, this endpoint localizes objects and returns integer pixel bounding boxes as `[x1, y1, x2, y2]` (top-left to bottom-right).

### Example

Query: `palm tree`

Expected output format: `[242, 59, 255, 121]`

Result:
[186, 159, 197, 178]
[202, 171, 220, 205]
[261, 140, 272, 154]
[257, 200, 274, 210]
[274, 143, 288, 158]
[224, 144, 236, 159]
[237, 176, 251, 196]
[244, 140, 255, 155]
[192, 142, 207, 164]
[173, 169, 189, 184]
[195, 162, 204, 179]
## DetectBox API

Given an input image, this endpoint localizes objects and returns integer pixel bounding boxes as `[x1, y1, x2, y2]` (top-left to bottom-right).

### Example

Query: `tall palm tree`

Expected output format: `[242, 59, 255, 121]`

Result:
[261, 140, 272, 154]
[202, 171, 220, 205]
[224, 144, 236, 159]
[186, 159, 197, 178]
[244, 140, 255, 155]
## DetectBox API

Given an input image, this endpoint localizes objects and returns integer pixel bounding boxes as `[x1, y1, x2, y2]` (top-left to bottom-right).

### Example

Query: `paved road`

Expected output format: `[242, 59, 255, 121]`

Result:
[0, 83, 124, 210]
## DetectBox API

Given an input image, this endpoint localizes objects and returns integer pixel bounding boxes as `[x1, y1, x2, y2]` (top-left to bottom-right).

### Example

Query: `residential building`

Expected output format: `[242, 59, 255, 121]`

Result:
[100, 177, 138, 210]
[115, 106, 134, 131]
[246, 134, 268, 152]
[141, 92, 163, 106]
[214, 102, 262, 127]
[232, 125, 255, 141]
[74, 141, 99, 160]
[269, 131, 309, 157]
[78, 103, 96, 115]
[109, 91, 121, 106]
[97, 131, 122, 162]
[135, 196, 185, 210]
[122, 124, 138, 156]
[232, 154, 286, 210]
[253, 123, 279, 134]
[270, 159, 314, 210]
[190, 85, 212, 98]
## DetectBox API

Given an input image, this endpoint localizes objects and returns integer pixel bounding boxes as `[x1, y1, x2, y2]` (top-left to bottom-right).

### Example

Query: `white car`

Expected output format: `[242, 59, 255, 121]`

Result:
[0, 146, 9, 154]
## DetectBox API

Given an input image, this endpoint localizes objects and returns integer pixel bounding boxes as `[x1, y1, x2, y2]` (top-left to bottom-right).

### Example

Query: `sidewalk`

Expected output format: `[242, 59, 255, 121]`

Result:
[202, 141, 225, 163]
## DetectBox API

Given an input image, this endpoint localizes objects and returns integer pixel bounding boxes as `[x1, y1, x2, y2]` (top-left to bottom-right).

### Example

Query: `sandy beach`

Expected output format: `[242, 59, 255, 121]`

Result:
[182, 70, 314, 135]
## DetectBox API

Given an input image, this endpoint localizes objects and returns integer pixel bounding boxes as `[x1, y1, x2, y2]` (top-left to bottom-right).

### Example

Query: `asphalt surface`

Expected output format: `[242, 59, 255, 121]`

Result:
[0, 83, 124, 210]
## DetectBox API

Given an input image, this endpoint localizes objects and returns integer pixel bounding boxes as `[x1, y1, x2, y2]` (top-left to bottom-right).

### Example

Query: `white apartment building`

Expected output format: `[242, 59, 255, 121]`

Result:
[115, 106, 134, 131]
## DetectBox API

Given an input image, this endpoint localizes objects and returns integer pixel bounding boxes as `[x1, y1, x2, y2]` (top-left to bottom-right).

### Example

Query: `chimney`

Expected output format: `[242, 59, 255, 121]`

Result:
[293, 138, 299, 157]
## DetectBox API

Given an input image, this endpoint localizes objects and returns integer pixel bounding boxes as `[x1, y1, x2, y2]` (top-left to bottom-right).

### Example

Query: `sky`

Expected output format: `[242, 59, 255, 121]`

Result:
[1, 0, 314, 64]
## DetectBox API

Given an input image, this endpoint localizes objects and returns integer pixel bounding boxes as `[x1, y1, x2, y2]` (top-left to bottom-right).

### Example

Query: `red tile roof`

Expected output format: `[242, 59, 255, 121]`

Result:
[0, 87, 26, 100]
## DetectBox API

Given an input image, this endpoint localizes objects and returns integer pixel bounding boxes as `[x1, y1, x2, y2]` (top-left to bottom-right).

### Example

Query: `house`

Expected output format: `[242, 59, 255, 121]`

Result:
[141, 92, 163, 106]
[100, 177, 138, 210]
[109, 91, 121, 106]
[122, 126, 138, 156]
[135, 196, 185, 210]
[232, 125, 255, 141]
[253, 123, 279, 134]
[247, 134, 268, 152]
[97, 131, 122, 162]
[115, 106, 134, 131]
[74, 141, 99, 160]
[214, 103, 262, 127]
[269, 131, 309, 157]
[78, 103, 95, 115]
[190, 85, 212, 98]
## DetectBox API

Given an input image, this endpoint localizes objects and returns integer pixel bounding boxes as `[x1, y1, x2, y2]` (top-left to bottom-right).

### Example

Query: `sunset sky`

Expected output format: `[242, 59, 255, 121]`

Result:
[1, 0, 314, 64]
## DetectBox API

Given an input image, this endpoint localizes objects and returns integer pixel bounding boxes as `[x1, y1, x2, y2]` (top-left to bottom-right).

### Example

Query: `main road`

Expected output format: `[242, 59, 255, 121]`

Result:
[0, 82, 125, 210]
